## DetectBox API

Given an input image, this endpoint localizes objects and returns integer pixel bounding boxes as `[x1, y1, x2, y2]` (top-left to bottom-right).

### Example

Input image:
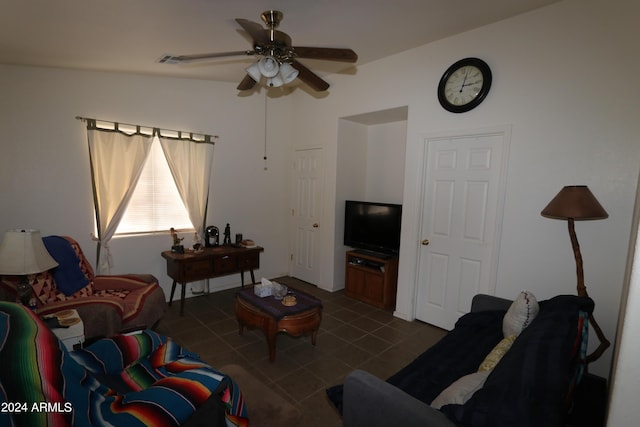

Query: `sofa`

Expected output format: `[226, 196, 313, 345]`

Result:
[0, 235, 166, 339]
[328, 292, 594, 427]
[0, 301, 248, 427]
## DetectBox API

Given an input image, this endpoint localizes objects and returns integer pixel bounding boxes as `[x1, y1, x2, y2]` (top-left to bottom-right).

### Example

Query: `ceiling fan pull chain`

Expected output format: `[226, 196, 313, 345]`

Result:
[263, 91, 268, 170]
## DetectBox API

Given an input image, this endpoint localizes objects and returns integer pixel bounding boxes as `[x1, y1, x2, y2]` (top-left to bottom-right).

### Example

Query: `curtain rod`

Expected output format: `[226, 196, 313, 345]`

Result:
[75, 116, 218, 144]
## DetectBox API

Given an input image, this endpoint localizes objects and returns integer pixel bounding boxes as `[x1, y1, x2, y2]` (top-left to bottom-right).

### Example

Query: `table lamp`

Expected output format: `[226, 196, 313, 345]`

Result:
[541, 185, 609, 363]
[0, 229, 58, 305]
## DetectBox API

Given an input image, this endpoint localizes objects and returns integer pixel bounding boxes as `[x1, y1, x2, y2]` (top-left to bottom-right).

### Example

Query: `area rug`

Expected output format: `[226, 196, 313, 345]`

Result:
[221, 364, 301, 427]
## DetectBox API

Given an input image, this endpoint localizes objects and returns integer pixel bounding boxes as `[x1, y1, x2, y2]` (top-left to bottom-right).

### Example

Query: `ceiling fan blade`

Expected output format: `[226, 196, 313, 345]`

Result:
[237, 74, 258, 91]
[160, 51, 253, 63]
[291, 60, 330, 91]
[236, 18, 268, 46]
[293, 47, 358, 63]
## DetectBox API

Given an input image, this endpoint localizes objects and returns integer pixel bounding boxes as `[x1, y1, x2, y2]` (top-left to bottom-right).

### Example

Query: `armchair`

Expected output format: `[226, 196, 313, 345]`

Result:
[0, 235, 166, 339]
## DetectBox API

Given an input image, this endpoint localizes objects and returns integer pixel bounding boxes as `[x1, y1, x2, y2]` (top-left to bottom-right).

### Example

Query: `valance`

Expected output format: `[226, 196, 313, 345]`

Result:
[76, 116, 217, 144]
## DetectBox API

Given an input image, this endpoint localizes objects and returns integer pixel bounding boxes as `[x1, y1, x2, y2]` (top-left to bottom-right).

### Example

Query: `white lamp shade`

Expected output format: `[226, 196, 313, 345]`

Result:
[0, 229, 58, 275]
[245, 62, 262, 82]
[258, 56, 280, 78]
[267, 74, 284, 87]
[279, 62, 299, 84]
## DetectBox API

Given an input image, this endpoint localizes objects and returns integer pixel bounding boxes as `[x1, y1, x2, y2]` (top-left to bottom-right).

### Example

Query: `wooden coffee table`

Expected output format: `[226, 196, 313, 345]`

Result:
[235, 286, 322, 362]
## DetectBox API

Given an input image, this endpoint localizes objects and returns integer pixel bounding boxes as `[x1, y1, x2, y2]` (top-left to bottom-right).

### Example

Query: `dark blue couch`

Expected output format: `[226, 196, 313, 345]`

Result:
[328, 294, 594, 427]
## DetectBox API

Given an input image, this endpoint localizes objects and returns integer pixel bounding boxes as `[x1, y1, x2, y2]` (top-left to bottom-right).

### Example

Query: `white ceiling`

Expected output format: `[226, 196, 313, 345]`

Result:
[0, 0, 559, 86]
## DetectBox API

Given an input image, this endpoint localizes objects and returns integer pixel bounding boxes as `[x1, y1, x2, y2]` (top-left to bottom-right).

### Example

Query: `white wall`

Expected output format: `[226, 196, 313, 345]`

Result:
[364, 121, 407, 204]
[0, 65, 294, 299]
[290, 0, 640, 379]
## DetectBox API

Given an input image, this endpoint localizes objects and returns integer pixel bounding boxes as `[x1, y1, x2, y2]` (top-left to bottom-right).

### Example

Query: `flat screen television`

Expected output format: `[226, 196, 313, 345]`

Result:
[344, 200, 402, 255]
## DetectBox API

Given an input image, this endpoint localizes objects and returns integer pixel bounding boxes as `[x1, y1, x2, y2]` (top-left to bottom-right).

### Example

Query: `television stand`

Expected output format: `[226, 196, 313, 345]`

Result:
[345, 250, 398, 309]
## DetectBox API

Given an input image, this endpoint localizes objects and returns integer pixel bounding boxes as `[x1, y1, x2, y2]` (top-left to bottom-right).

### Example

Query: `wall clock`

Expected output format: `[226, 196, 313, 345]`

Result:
[438, 57, 492, 113]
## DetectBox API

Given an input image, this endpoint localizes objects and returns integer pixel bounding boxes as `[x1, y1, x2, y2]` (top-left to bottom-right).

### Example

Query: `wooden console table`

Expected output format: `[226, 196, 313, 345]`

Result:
[161, 245, 264, 315]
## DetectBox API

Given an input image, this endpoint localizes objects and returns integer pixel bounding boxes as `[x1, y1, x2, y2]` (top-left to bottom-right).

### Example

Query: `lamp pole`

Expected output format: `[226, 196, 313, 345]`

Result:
[567, 218, 610, 364]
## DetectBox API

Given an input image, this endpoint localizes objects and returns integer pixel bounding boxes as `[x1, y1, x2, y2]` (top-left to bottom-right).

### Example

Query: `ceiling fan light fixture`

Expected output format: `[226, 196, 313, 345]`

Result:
[279, 62, 299, 84]
[258, 56, 280, 77]
[267, 74, 284, 87]
[245, 62, 262, 82]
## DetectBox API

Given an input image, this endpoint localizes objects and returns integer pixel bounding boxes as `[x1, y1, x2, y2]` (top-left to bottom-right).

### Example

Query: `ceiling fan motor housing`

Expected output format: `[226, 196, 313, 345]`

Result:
[261, 10, 283, 29]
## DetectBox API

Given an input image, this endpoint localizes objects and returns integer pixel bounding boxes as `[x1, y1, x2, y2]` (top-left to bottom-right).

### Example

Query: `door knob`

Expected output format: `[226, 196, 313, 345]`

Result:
[313, 223, 319, 228]
[421, 239, 430, 246]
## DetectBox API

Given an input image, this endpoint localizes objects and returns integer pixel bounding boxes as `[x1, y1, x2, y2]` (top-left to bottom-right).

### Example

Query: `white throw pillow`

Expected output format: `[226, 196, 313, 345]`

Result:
[430, 371, 491, 409]
[503, 291, 539, 337]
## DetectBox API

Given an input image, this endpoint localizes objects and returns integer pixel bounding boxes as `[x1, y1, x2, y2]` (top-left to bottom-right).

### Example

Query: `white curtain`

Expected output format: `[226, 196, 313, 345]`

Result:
[158, 136, 214, 238]
[88, 128, 153, 274]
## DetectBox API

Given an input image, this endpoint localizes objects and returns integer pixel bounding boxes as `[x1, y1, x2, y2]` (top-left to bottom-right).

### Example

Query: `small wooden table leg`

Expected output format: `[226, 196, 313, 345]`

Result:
[180, 282, 186, 316]
[169, 280, 177, 306]
[239, 269, 257, 287]
[238, 321, 245, 335]
[267, 328, 277, 362]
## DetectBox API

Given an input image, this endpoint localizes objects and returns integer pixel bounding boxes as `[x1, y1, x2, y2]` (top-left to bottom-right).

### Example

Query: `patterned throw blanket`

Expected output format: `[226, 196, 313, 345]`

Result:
[0, 302, 248, 426]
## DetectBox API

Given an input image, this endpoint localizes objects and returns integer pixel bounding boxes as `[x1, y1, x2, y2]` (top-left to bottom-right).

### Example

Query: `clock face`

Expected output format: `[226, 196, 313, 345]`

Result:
[438, 58, 492, 113]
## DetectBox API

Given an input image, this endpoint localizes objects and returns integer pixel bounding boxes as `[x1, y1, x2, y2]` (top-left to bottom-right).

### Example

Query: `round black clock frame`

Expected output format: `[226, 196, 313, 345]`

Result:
[438, 57, 492, 113]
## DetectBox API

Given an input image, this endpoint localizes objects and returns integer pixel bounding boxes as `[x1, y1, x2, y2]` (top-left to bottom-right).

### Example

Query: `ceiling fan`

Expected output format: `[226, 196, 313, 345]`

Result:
[159, 10, 358, 92]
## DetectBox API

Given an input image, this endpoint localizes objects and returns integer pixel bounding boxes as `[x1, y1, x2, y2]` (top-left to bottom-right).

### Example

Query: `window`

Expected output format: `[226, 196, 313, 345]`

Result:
[115, 136, 193, 235]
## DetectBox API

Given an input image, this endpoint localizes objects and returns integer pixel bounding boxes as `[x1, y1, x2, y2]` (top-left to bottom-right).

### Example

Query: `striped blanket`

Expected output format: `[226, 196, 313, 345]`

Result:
[0, 302, 248, 426]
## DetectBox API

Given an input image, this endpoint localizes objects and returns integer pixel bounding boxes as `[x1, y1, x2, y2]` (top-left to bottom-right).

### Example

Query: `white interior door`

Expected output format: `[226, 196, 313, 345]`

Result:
[290, 148, 324, 284]
[416, 129, 509, 329]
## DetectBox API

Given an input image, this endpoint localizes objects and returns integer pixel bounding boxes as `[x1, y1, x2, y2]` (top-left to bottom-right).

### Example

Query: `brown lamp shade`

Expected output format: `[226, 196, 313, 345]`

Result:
[541, 185, 608, 220]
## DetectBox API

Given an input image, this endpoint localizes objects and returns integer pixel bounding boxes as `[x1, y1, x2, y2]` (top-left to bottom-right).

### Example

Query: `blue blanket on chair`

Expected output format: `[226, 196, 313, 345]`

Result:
[42, 235, 90, 295]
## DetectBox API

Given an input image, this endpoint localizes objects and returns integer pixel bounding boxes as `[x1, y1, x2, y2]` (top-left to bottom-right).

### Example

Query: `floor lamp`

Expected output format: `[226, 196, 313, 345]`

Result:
[541, 185, 610, 364]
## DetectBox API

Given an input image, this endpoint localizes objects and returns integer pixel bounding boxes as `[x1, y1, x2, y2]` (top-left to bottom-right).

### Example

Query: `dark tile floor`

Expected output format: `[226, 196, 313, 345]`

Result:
[155, 276, 447, 427]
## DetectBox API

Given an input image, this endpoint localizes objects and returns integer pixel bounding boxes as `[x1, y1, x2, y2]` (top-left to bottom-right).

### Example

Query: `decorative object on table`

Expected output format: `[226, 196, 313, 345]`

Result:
[541, 185, 610, 363]
[236, 233, 243, 245]
[438, 57, 492, 113]
[272, 283, 288, 300]
[240, 239, 257, 248]
[170, 227, 184, 253]
[0, 229, 59, 305]
[223, 223, 232, 246]
[192, 232, 203, 252]
[59, 317, 81, 327]
[205, 225, 220, 247]
[170, 227, 183, 245]
[254, 277, 275, 297]
[282, 293, 297, 306]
